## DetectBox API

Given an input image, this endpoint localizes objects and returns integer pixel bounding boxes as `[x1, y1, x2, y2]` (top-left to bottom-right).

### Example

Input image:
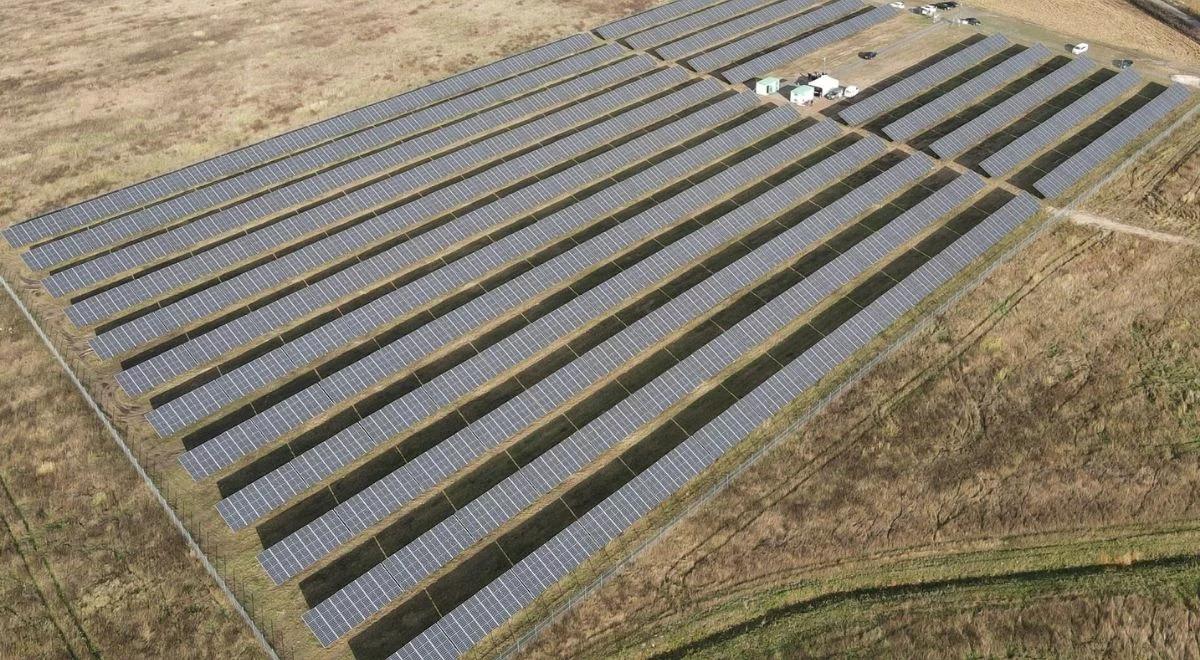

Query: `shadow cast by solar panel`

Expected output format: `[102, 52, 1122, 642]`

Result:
[115, 73, 720, 381]
[53, 49, 645, 298]
[907, 56, 1072, 155]
[858, 44, 1028, 140]
[209, 119, 830, 500]
[820, 33, 988, 120]
[1008, 82, 1165, 196]
[347, 175, 1004, 659]
[155, 93, 767, 446]
[712, 6, 878, 75]
[243, 132, 861, 548]
[626, 0, 816, 57]
[294, 151, 937, 616]
[955, 68, 1118, 173]
[671, 0, 857, 67]
[287, 142, 906, 605]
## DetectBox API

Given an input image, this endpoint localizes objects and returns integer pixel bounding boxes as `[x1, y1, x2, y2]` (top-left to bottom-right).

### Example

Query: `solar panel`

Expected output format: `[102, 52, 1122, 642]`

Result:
[173, 118, 840, 478]
[80, 67, 696, 341]
[719, 5, 901, 84]
[300, 152, 938, 645]
[980, 68, 1140, 177]
[37, 49, 642, 297]
[191, 120, 845, 494]
[379, 191, 1040, 660]
[883, 43, 1050, 142]
[129, 96, 777, 417]
[654, 0, 822, 61]
[625, 0, 782, 52]
[105, 77, 729, 376]
[595, 0, 726, 39]
[1033, 84, 1192, 197]
[1, 33, 597, 249]
[929, 56, 1094, 158]
[26, 46, 630, 280]
[839, 33, 1010, 125]
[685, 0, 864, 73]
[257, 135, 898, 583]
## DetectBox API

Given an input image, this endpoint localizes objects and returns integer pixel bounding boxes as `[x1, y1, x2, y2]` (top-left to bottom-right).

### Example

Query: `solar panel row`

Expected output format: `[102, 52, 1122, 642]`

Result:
[174, 121, 851, 482]
[979, 68, 1140, 177]
[719, 4, 900, 84]
[29, 45, 631, 280]
[883, 43, 1051, 142]
[301, 152, 935, 646]
[624, 0, 782, 52]
[41, 47, 639, 295]
[132, 104, 796, 443]
[929, 56, 1094, 158]
[90, 71, 710, 365]
[75, 61, 682, 332]
[1034, 84, 1192, 197]
[839, 33, 1010, 125]
[595, 0, 725, 39]
[260, 164, 982, 588]
[1, 33, 597, 248]
[685, 0, 865, 73]
[107, 73, 718, 390]
[240, 130, 878, 551]
[654, 0, 822, 62]
[388, 192, 1041, 660]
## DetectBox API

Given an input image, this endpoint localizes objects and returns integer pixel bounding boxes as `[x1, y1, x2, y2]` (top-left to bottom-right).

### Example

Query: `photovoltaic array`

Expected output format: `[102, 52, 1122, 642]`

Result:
[839, 33, 1010, 125]
[719, 5, 901, 84]
[1033, 84, 1192, 197]
[979, 69, 1142, 176]
[928, 56, 1095, 158]
[882, 43, 1051, 142]
[4, 0, 1192, 655]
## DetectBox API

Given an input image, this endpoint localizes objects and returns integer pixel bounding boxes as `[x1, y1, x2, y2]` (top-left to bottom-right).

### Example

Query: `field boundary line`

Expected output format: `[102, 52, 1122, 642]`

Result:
[0, 275, 281, 660]
[497, 96, 1200, 659]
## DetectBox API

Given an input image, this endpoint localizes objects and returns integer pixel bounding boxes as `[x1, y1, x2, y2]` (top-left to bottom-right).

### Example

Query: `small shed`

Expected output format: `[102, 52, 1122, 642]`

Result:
[808, 74, 840, 96]
[790, 85, 816, 105]
[755, 76, 783, 95]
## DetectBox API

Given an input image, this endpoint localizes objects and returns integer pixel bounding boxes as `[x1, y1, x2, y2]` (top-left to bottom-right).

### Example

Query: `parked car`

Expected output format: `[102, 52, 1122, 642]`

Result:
[888, 1, 906, 7]
[933, 1, 959, 8]
[860, 50, 878, 60]
[843, 85, 860, 98]
[1071, 42, 1089, 55]
[824, 87, 844, 100]
[963, 16, 981, 25]
[918, 4, 937, 15]
[1116, 58, 1134, 69]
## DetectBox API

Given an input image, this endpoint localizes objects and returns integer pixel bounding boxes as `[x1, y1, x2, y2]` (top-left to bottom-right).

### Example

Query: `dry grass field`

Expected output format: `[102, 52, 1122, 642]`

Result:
[3, 0, 1200, 657]
[0, 291, 261, 658]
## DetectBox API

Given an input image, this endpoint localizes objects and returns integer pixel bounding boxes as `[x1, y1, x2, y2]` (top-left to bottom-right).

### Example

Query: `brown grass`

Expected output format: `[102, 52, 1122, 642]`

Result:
[0, 292, 262, 658]
[967, 0, 1200, 66]
[683, 558, 1200, 658]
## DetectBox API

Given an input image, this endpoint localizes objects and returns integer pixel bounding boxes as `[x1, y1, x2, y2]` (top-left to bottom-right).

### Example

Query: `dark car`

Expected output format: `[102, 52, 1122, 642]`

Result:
[934, 1, 958, 8]
[860, 51, 878, 60]
[1116, 59, 1134, 69]
[963, 16, 981, 25]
